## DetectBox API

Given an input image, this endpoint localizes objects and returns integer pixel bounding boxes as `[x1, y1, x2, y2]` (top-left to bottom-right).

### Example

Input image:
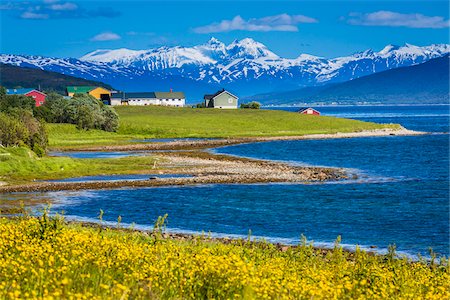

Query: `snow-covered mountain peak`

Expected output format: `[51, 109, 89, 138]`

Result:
[2, 39, 449, 98]
[225, 38, 278, 59]
[206, 37, 224, 46]
[295, 53, 324, 62]
[80, 48, 146, 63]
[379, 44, 400, 55]
[352, 49, 375, 58]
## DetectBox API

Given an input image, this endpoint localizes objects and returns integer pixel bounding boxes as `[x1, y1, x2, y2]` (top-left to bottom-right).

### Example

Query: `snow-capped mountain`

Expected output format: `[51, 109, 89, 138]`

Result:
[1, 38, 449, 100]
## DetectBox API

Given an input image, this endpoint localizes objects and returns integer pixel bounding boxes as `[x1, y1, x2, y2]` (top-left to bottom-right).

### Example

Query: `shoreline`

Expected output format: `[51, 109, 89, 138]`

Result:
[54, 127, 425, 152]
[0, 127, 425, 193]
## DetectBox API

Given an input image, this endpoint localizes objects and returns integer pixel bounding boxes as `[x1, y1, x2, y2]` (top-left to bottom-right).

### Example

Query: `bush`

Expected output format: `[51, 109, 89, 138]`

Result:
[0, 113, 29, 147]
[240, 101, 261, 109]
[0, 112, 47, 152]
[36, 93, 119, 132]
[193, 102, 206, 108]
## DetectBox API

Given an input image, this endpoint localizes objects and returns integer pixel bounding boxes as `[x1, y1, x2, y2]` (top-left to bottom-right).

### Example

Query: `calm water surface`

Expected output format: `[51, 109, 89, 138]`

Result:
[6, 105, 449, 258]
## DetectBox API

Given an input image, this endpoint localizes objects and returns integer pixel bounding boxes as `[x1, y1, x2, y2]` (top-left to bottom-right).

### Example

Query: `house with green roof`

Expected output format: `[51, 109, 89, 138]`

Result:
[66, 86, 112, 104]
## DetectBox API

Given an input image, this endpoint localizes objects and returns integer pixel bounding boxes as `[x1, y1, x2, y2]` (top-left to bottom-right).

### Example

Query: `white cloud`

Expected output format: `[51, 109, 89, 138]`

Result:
[193, 13, 318, 33]
[21, 11, 49, 19]
[50, 2, 78, 11]
[126, 31, 155, 36]
[346, 11, 450, 29]
[90, 32, 121, 42]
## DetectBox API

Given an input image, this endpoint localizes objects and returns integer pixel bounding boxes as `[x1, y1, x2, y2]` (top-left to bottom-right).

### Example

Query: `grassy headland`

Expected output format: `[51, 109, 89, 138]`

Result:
[48, 106, 400, 148]
[0, 215, 448, 299]
[0, 147, 159, 184]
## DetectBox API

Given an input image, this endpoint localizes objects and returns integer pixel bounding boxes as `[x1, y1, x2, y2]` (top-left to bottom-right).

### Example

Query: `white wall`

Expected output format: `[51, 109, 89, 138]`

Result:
[111, 99, 122, 106]
[160, 98, 185, 107]
[111, 98, 186, 107]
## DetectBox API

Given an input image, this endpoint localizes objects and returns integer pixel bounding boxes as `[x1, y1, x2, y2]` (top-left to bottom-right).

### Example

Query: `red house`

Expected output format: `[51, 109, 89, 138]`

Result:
[298, 107, 320, 115]
[5, 88, 47, 107]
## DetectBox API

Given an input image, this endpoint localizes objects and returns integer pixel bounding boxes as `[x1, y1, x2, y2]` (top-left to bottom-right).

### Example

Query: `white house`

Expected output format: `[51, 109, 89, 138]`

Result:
[111, 91, 186, 107]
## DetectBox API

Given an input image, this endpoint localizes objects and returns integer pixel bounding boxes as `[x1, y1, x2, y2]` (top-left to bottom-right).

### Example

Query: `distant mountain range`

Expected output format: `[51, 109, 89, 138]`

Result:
[0, 63, 113, 95]
[246, 55, 450, 105]
[0, 38, 449, 102]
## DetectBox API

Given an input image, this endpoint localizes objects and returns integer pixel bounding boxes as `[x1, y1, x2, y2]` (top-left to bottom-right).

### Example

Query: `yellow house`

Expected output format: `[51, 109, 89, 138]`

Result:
[66, 86, 112, 103]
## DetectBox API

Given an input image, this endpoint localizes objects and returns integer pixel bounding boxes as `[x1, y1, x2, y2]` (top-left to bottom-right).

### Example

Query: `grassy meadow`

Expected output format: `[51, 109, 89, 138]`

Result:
[0, 147, 159, 184]
[0, 215, 448, 299]
[48, 106, 400, 147]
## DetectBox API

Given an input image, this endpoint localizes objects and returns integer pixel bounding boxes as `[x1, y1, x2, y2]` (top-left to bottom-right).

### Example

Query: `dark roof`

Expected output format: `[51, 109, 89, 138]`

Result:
[155, 91, 185, 99]
[111, 92, 156, 99]
[204, 89, 226, 100]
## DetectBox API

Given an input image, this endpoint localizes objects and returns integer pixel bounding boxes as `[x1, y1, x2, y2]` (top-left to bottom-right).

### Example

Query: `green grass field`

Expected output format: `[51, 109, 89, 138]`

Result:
[48, 106, 400, 147]
[0, 147, 159, 184]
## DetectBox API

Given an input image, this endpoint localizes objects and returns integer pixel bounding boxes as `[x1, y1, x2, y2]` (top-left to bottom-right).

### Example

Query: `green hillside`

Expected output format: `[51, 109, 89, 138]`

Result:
[0, 63, 113, 94]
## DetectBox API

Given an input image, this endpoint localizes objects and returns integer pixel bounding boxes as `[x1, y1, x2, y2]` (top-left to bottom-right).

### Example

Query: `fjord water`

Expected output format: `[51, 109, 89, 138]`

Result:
[26, 105, 450, 257]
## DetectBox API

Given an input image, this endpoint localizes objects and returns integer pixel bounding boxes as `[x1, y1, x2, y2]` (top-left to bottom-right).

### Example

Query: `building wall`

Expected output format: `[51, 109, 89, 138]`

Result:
[88, 87, 111, 100]
[212, 92, 238, 109]
[160, 98, 185, 107]
[110, 99, 122, 106]
[25, 91, 46, 107]
[126, 98, 160, 106]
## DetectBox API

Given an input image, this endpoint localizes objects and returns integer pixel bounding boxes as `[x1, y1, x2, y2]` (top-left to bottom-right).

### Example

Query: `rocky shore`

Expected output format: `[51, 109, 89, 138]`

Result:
[0, 151, 347, 193]
[0, 127, 425, 193]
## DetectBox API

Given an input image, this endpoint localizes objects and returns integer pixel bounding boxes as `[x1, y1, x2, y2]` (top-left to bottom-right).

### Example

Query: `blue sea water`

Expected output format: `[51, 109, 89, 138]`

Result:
[7, 105, 449, 258]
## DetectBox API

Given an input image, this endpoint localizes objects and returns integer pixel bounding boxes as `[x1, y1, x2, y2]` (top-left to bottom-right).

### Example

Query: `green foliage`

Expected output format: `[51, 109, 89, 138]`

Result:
[0, 146, 158, 183]
[0, 89, 48, 153]
[0, 93, 35, 116]
[240, 101, 261, 109]
[193, 102, 206, 108]
[36, 93, 119, 132]
[0, 113, 29, 146]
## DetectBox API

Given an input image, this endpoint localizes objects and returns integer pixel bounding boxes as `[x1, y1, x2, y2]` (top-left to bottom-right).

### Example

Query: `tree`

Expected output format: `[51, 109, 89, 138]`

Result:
[240, 101, 261, 109]
[76, 104, 95, 130]
[101, 105, 119, 132]
[0, 113, 28, 147]
[35, 93, 120, 132]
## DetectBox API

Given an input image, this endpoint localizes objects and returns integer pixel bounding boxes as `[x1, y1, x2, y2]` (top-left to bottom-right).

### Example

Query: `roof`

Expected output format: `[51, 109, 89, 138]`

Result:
[204, 89, 238, 100]
[154, 91, 185, 99]
[111, 92, 156, 99]
[298, 107, 320, 113]
[6, 88, 35, 95]
[66, 86, 97, 94]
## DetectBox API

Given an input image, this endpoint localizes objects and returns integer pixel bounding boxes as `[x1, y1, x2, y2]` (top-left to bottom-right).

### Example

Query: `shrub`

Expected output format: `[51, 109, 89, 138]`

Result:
[36, 93, 119, 132]
[240, 101, 261, 109]
[0, 113, 29, 147]
[76, 104, 95, 130]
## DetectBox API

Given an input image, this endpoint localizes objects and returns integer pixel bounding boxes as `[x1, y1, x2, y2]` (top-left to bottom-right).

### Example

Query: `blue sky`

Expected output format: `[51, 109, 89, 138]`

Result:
[1, 0, 449, 58]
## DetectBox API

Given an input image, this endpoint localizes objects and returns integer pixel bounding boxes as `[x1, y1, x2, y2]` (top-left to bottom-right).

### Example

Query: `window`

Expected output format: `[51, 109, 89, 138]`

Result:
[228, 97, 233, 104]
